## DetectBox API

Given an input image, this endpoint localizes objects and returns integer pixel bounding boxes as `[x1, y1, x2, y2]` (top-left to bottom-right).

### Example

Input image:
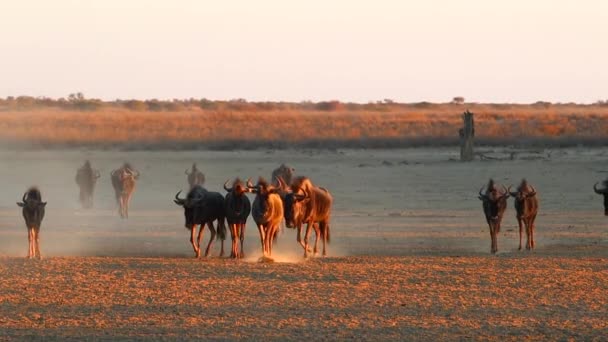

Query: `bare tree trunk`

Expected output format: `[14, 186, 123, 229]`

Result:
[459, 110, 475, 161]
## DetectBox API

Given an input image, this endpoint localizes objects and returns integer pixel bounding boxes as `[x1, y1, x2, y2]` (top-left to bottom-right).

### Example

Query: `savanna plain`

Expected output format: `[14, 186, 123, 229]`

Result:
[0, 147, 607, 341]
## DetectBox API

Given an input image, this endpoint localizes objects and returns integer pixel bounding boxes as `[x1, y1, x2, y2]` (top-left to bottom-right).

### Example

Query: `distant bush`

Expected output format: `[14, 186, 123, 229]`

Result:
[315, 100, 343, 111]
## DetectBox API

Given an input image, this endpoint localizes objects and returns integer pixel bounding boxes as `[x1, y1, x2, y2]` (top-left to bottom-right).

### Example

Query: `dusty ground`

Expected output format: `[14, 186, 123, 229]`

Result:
[0, 147, 607, 340]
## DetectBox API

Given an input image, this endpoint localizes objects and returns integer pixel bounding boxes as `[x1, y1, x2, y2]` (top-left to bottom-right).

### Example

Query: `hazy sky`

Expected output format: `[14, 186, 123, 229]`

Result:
[1, 0, 607, 103]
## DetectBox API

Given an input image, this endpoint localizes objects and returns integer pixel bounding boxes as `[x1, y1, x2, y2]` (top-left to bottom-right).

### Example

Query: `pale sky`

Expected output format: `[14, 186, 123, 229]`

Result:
[1, 0, 607, 103]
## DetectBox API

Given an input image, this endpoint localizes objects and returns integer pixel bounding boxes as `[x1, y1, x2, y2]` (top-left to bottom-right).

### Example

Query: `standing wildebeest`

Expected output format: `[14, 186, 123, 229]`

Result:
[271, 163, 295, 187]
[478, 179, 509, 254]
[111, 163, 139, 218]
[75, 160, 100, 208]
[247, 178, 283, 260]
[283, 176, 333, 258]
[509, 179, 539, 251]
[224, 178, 251, 259]
[16, 187, 47, 259]
[593, 179, 608, 215]
[174, 186, 227, 258]
[185, 163, 205, 189]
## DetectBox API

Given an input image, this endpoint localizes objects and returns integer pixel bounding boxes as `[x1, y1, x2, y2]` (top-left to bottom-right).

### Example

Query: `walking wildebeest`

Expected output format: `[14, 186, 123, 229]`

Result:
[247, 178, 283, 261]
[593, 179, 608, 215]
[282, 176, 332, 258]
[509, 179, 539, 250]
[224, 178, 251, 259]
[185, 163, 205, 189]
[174, 185, 227, 258]
[75, 160, 100, 208]
[271, 163, 295, 187]
[111, 163, 139, 218]
[478, 179, 509, 254]
[16, 187, 47, 259]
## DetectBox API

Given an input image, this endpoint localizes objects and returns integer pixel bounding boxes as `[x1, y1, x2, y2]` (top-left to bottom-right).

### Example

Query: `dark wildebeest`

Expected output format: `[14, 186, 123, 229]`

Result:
[271, 163, 295, 187]
[247, 178, 283, 260]
[224, 178, 251, 259]
[282, 176, 332, 258]
[509, 179, 539, 251]
[174, 185, 227, 258]
[478, 179, 509, 254]
[593, 179, 608, 215]
[111, 163, 139, 218]
[185, 163, 205, 189]
[16, 187, 47, 259]
[75, 160, 100, 209]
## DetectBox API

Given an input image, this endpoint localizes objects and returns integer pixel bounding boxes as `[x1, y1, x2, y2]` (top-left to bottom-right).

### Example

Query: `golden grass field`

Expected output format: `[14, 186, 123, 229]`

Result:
[0, 147, 607, 340]
[1, 102, 608, 148]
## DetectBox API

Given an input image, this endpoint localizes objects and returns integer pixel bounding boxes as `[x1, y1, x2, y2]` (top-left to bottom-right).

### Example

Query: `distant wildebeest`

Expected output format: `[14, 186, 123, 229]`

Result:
[271, 163, 295, 187]
[185, 163, 205, 189]
[509, 179, 539, 250]
[75, 160, 100, 208]
[111, 163, 139, 218]
[281, 176, 332, 258]
[478, 179, 509, 254]
[247, 178, 284, 260]
[593, 179, 608, 215]
[174, 185, 227, 258]
[224, 178, 251, 259]
[16, 187, 47, 259]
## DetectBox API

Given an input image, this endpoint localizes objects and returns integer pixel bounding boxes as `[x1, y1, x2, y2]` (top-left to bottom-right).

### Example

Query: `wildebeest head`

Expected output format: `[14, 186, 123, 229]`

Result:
[275, 176, 306, 228]
[224, 178, 248, 196]
[272, 164, 296, 186]
[508, 179, 537, 202]
[246, 178, 281, 200]
[593, 180, 608, 215]
[478, 179, 509, 221]
[17, 188, 47, 209]
[174, 186, 206, 208]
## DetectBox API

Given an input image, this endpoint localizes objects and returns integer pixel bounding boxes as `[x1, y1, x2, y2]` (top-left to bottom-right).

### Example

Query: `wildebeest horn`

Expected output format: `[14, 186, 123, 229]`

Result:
[594, 182, 607, 194]
[22, 192, 27, 203]
[276, 176, 287, 190]
[110, 169, 117, 177]
[478, 186, 487, 200]
[185, 168, 190, 175]
[508, 185, 518, 197]
[501, 185, 509, 198]
[95, 170, 101, 178]
[246, 178, 255, 189]
[224, 179, 233, 192]
[527, 185, 537, 197]
[294, 193, 306, 201]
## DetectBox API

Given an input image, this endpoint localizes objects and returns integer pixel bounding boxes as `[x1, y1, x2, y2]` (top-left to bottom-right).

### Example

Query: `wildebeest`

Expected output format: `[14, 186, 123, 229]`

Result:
[271, 163, 295, 187]
[247, 178, 284, 260]
[478, 179, 509, 254]
[224, 178, 251, 259]
[593, 179, 608, 215]
[75, 160, 100, 208]
[185, 163, 205, 189]
[509, 179, 539, 250]
[282, 176, 332, 258]
[111, 163, 139, 218]
[174, 185, 227, 258]
[16, 187, 47, 259]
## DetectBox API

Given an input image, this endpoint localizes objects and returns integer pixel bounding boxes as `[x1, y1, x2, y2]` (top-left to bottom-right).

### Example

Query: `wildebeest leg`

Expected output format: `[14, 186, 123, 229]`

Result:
[204, 222, 217, 257]
[312, 223, 321, 256]
[239, 223, 246, 258]
[229, 223, 238, 258]
[517, 218, 523, 251]
[27, 228, 34, 259]
[319, 222, 328, 256]
[303, 222, 314, 258]
[190, 225, 200, 258]
[257, 224, 266, 256]
[530, 214, 537, 249]
[34, 227, 42, 259]
[487, 222, 496, 254]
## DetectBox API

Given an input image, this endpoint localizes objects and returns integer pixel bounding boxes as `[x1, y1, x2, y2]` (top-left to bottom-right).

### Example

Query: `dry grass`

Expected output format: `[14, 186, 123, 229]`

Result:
[0, 255, 606, 341]
[1, 103, 608, 149]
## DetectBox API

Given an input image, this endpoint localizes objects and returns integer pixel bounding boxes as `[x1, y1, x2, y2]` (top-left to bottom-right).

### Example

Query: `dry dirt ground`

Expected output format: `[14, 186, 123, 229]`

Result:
[0, 147, 607, 341]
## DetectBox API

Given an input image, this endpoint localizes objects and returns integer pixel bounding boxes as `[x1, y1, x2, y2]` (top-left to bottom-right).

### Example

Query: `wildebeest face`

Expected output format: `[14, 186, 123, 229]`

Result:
[593, 182, 608, 216]
[479, 186, 508, 221]
[283, 193, 306, 228]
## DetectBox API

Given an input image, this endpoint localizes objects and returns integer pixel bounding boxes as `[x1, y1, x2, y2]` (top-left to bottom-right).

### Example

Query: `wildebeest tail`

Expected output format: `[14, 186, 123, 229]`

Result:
[216, 219, 227, 241]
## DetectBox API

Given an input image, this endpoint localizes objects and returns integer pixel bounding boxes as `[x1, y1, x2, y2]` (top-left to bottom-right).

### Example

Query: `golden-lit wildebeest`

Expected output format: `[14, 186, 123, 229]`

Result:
[223, 178, 251, 259]
[593, 179, 608, 215]
[16, 187, 47, 259]
[282, 176, 333, 258]
[478, 179, 509, 254]
[174, 186, 227, 258]
[111, 163, 139, 219]
[75, 160, 100, 209]
[271, 163, 295, 187]
[247, 178, 283, 261]
[509, 179, 539, 250]
[185, 163, 205, 189]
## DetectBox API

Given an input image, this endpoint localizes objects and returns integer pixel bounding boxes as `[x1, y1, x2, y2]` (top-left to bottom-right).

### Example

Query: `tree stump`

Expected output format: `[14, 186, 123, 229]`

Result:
[459, 110, 475, 161]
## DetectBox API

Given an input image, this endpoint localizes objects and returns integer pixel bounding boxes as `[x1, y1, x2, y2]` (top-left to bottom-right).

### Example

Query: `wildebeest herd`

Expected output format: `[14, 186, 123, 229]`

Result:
[12, 160, 608, 259]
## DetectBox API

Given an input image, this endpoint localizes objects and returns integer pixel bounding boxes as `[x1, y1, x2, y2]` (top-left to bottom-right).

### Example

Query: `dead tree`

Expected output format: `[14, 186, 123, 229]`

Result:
[459, 110, 475, 161]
